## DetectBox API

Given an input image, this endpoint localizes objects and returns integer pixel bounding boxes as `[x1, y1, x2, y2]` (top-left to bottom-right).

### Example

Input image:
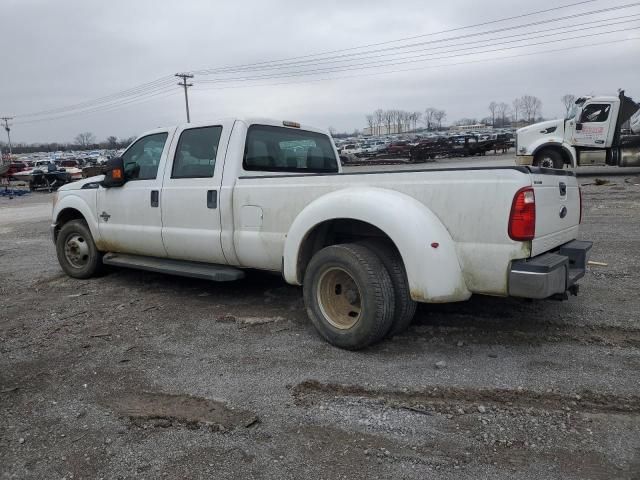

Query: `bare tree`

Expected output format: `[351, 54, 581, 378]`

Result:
[393, 110, 403, 134]
[401, 111, 411, 133]
[75, 132, 95, 148]
[328, 126, 337, 137]
[496, 102, 509, 127]
[488, 101, 498, 127]
[374, 109, 384, 135]
[424, 107, 437, 130]
[411, 111, 422, 131]
[106, 136, 118, 149]
[521, 95, 542, 123]
[434, 110, 446, 129]
[561, 94, 576, 117]
[383, 110, 394, 135]
[366, 114, 375, 134]
[512, 98, 522, 124]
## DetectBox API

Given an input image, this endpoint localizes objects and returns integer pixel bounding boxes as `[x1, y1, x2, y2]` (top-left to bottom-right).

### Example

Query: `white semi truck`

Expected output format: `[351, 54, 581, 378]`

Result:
[515, 91, 640, 169]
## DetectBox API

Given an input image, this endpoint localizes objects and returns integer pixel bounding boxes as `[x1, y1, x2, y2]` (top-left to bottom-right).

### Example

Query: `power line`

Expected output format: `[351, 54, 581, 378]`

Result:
[195, 4, 640, 77]
[1, 117, 14, 155]
[9, 0, 638, 127]
[197, 18, 640, 84]
[192, 36, 640, 93]
[13, 88, 180, 126]
[191, 0, 600, 75]
[195, 25, 640, 85]
[175, 73, 194, 122]
[16, 76, 175, 119]
[15, 25, 639, 126]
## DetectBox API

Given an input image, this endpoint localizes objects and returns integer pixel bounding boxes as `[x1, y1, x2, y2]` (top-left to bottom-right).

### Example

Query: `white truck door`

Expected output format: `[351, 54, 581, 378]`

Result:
[97, 131, 172, 257]
[159, 122, 232, 264]
[572, 102, 614, 148]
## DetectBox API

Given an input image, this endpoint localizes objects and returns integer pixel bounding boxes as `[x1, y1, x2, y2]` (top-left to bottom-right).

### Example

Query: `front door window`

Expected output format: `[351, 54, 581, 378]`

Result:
[122, 133, 168, 180]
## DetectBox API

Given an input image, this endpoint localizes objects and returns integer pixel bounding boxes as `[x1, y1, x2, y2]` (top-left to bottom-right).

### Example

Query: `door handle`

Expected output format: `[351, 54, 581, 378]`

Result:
[150, 190, 159, 207]
[207, 190, 217, 209]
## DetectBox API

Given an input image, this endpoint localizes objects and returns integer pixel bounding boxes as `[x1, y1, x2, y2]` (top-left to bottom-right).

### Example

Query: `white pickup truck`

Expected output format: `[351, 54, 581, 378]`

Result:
[52, 118, 592, 349]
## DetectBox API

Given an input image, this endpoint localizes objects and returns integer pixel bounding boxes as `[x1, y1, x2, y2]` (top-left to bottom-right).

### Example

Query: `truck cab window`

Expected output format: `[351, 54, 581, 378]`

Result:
[580, 104, 610, 123]
[244, 125, 338, 173]
[172, 126, 222, 178]
[122, 132, 168, 180]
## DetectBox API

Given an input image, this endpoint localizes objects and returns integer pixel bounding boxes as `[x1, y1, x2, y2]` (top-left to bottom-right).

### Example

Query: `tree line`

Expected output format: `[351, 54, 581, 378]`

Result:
[1, 133, 135, 155]
[362, 94, 576, 132]
[364, 108, 448, 135]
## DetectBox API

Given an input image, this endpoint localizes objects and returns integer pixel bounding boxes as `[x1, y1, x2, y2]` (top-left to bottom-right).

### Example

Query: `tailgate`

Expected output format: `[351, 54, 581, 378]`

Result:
[530, 170, 581, 257]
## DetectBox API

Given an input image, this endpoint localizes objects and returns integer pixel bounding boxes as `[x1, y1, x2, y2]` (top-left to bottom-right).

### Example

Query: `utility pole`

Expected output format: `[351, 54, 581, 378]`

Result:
[1, 117, 13, 156]
[175, 73, 194, 123]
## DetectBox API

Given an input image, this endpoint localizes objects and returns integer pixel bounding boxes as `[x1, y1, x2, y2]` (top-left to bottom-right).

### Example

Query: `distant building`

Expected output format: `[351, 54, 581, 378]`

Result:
[449, 124, 490, 131]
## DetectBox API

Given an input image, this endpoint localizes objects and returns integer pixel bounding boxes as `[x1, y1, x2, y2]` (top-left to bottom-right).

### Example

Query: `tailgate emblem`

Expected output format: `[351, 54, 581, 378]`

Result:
[559, 182, 567, 196]
[559, 206, 567, 218]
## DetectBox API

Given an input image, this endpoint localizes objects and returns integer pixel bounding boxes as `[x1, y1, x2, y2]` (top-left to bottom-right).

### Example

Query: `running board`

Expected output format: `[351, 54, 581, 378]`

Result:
[102, 253, 245, 282]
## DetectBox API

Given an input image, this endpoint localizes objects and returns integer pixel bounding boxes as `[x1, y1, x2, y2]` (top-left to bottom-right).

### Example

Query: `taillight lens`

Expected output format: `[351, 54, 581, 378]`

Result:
[579, 186, 583, 224]
[509, 187, 536, 241]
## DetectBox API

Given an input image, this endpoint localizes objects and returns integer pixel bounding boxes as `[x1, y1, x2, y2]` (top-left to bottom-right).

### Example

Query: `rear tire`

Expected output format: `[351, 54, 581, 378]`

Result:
[56, 219, 103, 279]
[303, 243, 395, 350]
[358, 239, 416, 337]
[534, 149, 564, 169]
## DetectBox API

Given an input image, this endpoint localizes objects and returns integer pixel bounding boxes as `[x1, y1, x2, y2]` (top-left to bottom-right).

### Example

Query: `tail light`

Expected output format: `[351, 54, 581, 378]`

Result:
[509, 187, 536, 241]
[579, 186, 583, 224]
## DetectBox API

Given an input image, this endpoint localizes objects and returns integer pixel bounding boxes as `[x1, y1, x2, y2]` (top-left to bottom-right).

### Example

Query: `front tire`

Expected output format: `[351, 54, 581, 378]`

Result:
[55, 219, 102, 279]
[534, 149, 564, 169]
[303, 243, 395, 350]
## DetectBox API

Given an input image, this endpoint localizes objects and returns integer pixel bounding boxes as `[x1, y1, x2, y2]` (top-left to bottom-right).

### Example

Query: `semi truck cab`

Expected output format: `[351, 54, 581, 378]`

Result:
[516, 91, 640, 169]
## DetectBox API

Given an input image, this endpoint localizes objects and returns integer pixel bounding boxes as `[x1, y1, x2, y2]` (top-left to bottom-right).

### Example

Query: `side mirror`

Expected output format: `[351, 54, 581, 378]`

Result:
[101, 157, 126, 188]
[576, 123, 583, 131]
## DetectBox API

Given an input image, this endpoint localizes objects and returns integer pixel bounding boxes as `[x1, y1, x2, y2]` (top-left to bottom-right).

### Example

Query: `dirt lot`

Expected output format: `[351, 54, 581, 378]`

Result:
[1, 168, 639, 479]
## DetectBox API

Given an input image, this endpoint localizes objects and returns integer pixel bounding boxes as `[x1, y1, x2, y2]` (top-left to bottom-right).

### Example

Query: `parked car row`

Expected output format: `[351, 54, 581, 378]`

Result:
[335, 131, 514, 164]
[1, 151, 118, 191]
[409, 133, 514, 162]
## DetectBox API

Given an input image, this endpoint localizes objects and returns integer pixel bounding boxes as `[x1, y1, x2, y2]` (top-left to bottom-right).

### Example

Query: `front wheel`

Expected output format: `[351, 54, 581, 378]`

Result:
[534, 149, 564, 169]
[303, 243, 395, 350]
[55, 219, 103, 279]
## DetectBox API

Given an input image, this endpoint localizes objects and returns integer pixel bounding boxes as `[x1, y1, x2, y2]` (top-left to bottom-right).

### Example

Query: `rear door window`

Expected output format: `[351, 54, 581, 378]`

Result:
[172, 126, 222, 178]
[244, 125, 338, 173]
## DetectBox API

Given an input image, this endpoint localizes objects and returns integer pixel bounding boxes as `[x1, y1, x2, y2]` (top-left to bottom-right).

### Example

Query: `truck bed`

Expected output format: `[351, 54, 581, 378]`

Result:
[231, 165, 579, 296]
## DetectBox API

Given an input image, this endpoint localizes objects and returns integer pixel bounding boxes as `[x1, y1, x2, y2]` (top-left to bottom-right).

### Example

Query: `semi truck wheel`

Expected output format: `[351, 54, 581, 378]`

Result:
[303, 243, 395, 350]
[55, 219, 103, 279]
[534, 149, 564, 169]
[357, 239, 416, 337]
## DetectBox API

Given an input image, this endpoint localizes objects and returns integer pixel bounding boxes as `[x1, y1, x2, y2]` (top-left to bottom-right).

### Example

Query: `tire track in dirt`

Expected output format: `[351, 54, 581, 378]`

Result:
[410, 315, 640, 348]
[292, 380, 640, 415]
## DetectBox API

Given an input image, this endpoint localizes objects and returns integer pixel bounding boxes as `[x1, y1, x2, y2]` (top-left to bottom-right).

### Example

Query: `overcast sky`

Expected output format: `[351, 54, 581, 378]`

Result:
[2, 0, 640, 144]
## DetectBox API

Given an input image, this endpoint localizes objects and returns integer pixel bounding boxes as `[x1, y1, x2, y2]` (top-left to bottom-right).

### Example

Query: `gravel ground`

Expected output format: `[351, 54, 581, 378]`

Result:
[1, 164, 639, 479]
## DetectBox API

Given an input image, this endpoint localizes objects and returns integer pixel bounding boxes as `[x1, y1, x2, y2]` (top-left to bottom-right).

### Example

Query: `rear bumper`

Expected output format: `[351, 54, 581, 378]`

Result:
[508, 240, 592, 299]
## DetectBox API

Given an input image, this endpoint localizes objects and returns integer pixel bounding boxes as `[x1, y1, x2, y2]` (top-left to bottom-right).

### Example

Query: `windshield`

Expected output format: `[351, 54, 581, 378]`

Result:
[566, 98, 586, 120]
